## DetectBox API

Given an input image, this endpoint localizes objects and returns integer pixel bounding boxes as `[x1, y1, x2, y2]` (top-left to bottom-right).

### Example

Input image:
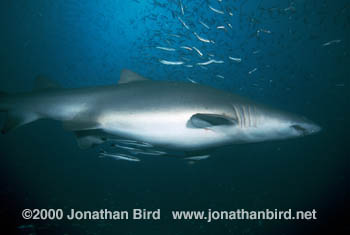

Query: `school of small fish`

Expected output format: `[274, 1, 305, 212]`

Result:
[126, 0, 345, 90]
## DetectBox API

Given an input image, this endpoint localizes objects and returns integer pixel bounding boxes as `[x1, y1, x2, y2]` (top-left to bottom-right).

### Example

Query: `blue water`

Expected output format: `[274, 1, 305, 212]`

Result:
[0, 0, 348, 234]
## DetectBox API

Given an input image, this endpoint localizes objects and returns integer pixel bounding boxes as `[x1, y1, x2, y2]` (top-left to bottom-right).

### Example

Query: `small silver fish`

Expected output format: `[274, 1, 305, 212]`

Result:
[252, 50, 261, 54]
[199, 20, 210, 29]
[168, 34, 181, 38]
[110, 139, 153, 148]
[179, 0, 184, 15]
[99, 151, 140, 162]
[185, 155, 210, 161]
[322, 39, 341, 47]
[209, 5, 225, 14]
[111, 144, 141, 152]
[193, 32, 211, 43]
[284, 6, 296, 12]
[178, 16, 190, 30]
[180, 46, 193, 51]
[248, 68, 258, 74]
[156, 46, 176, 51]
[131, 150, 167, 156]
[197, 59, 224, 66]
[187, 78, 197, 83]
[192, 47, 203, 56]
[257, 29, 271, 35]
[159, 60, 184, 65]
[228, 56, 242, 62]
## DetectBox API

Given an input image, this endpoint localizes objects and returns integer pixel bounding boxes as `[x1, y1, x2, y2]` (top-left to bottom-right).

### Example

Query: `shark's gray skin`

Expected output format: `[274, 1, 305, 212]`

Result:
[0, 69, 321, 157]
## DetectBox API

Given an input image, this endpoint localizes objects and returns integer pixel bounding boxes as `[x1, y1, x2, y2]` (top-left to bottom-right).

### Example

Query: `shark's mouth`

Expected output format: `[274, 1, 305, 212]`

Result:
[290, 124, 308, 136]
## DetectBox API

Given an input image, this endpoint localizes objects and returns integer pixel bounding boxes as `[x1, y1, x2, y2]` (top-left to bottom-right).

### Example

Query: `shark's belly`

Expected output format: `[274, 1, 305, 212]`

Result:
[98, 111, 229, 150]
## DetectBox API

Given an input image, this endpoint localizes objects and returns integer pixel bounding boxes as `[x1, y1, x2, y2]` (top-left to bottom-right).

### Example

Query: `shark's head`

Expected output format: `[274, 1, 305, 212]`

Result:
[222, 103, 322, 143]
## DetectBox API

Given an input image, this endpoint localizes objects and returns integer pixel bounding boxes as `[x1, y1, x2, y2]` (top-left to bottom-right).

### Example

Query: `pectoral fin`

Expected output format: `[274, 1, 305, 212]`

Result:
[63, 120, 100, 131]
[189, 113, 237, 128]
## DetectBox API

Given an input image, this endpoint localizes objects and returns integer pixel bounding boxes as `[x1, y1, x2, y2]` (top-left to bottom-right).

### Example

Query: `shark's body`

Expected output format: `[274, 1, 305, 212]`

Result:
[0, 70, 321, 158]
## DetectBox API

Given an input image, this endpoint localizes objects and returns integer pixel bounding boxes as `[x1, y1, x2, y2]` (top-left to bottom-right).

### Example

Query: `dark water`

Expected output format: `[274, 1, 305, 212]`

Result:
[0, 0, 348, 234]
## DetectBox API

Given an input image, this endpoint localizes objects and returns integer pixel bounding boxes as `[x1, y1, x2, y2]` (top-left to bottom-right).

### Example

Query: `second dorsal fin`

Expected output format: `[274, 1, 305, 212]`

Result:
[118, 69, 150, 84]
[34, 75, 62, 90]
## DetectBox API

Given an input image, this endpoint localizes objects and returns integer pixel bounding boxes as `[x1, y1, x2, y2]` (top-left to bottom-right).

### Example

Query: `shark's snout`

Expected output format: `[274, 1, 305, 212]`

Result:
[306, 122, 322, 134]
[310, 123, 322, 134]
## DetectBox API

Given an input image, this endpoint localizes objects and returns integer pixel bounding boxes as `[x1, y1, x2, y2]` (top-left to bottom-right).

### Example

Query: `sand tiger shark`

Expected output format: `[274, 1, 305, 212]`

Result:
[0, 69, 321, 161]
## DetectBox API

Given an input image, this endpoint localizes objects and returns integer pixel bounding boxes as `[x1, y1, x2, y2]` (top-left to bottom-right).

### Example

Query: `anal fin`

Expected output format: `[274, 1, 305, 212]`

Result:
[74, 130, 105, 149]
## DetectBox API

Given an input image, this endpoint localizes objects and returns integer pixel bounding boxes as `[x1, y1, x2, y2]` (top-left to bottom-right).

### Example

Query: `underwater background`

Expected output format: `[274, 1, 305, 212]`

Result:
[0, 0, 348, 234]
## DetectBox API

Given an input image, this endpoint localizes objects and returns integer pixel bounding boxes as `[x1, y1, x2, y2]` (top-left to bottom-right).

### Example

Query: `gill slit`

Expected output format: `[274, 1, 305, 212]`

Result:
[248, 105, 251, 127]
[232, 105, 240, 128]
[253, 105, 257, 127]
[241, 106, 245, 128]
[241, 106, 246, 128]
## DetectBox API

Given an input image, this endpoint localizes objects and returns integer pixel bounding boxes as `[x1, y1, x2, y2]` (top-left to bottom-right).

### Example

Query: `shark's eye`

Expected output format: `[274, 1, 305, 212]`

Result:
[290, 124, 307, 135]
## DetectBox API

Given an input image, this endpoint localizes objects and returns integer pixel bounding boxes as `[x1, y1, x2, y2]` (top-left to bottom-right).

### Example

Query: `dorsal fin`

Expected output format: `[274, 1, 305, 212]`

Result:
[34, 75, 62, 90]
[118, 69, 150, 84]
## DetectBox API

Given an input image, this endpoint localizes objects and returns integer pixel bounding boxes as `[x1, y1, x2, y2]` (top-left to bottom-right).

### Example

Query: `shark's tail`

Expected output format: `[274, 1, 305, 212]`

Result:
[0, 91, 39, 134]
